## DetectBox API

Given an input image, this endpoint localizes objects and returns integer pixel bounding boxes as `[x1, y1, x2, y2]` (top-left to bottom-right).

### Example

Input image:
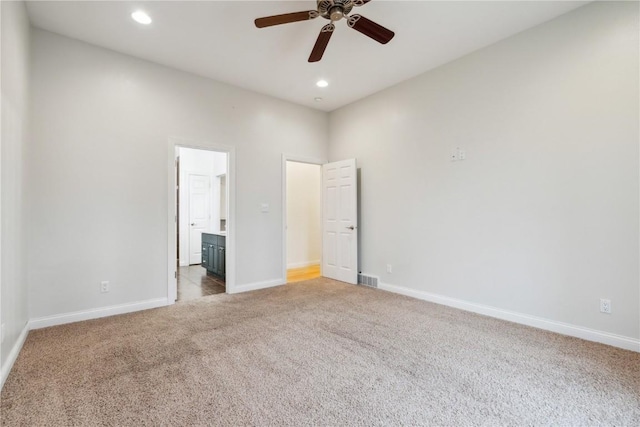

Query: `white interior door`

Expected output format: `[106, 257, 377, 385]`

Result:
[322, 159, 358, 284]
[189, 174, 211, 265]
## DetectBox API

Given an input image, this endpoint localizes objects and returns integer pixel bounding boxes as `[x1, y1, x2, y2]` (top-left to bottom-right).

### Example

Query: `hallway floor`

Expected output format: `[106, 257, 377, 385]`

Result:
[177, 265, 225, 302]
[287, 264, 321, 283]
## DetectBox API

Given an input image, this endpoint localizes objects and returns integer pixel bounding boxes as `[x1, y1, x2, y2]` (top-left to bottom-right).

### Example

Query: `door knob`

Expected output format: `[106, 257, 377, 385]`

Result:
[191, 223, 195, 226]
[346, 225, 356, 230]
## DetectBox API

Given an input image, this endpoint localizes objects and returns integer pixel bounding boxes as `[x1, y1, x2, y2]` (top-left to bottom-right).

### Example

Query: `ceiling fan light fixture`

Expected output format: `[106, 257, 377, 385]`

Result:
[329, 7, 344, 21]
[131, 10, 152, 25]
[316, 80, 329, 88]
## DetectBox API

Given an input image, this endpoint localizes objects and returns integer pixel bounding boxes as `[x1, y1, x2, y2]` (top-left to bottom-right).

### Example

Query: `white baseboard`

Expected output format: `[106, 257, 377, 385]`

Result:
[378, 282, 640, 352]
[230, 278, 284, 294]
[29, 298, 170, 330]
[287, 260, 321, 269]
[1, 322, 29, 390]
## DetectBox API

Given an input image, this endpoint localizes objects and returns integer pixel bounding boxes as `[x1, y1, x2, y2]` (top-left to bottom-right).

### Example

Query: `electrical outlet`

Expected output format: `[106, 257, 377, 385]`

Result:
[450, 149, 458, 162]
[600, 298, 611, 314]
[386, 264, 393, 274]
[101, 281, 110, 293]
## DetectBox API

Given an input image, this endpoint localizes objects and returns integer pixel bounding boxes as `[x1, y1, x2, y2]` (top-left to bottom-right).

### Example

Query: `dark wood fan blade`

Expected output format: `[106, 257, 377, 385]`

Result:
[352, 0, 372, 7]
[347, 14, 394, 44]
[309, 24, 335, 62]
[255, 11, 318, 28]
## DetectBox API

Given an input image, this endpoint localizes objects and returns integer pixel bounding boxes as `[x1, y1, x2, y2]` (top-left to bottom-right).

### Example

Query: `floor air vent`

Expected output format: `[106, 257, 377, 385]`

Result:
[358, 273, 378, 288]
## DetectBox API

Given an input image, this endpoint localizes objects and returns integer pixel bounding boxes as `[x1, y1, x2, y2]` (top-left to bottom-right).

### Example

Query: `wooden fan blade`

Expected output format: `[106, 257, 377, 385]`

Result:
[255, 11, 318, 28]
[309, 24, 335, 62]
[347, 14, 394, 44]
[352, 0, 372, 7]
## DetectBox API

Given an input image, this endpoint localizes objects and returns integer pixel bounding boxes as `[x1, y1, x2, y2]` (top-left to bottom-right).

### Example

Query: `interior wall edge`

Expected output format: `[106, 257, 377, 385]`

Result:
[0, 321, 28, 391]
[1, 0, 31, 385]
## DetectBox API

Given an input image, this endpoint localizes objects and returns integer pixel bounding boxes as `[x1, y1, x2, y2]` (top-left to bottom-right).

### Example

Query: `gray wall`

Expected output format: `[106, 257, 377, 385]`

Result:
[1, 0, 30, 384]
[28, 29, 328, 319]
[329, 1, 639, 340]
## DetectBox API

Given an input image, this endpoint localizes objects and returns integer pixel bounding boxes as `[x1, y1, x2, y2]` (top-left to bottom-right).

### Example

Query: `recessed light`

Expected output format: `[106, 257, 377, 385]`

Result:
[131, 10, 152, 25]
[316, 80, 329, 88]
[314, 97, 323, 102]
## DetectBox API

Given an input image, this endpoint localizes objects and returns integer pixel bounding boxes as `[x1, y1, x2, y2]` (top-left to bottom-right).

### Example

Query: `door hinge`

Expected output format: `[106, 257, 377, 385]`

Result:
[174, 271, 177, 279]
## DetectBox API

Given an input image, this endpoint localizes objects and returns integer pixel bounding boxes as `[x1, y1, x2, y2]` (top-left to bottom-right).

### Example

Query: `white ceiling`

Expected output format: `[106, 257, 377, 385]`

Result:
[25, 1, 588, 112]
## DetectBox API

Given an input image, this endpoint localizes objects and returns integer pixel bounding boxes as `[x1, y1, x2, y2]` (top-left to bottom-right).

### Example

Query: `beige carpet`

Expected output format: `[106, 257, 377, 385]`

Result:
[2, 278, 639, 426]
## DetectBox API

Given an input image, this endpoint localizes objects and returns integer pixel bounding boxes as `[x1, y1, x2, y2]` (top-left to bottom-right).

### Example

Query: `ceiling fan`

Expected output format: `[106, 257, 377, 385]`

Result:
[254, 0, 395, 63]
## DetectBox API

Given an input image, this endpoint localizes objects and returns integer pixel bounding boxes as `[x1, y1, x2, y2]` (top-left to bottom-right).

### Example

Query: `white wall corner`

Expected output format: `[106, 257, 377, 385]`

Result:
[378, 282, 640, 353]
[0, 322, 29, 391]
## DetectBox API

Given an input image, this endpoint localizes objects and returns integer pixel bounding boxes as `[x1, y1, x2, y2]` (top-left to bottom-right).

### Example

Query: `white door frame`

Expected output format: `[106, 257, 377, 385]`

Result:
[281, 154, 325, 282]
[168, 137, 236, 302]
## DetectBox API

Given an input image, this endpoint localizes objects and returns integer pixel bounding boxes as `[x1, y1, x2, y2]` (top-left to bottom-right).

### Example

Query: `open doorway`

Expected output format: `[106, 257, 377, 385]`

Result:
[285, 160, 322, 283]
[175, 146, 228, 301]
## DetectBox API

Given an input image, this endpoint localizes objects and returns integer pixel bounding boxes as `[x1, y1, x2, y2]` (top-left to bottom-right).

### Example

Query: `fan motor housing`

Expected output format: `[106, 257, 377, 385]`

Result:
[317, 0, 354, 21]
